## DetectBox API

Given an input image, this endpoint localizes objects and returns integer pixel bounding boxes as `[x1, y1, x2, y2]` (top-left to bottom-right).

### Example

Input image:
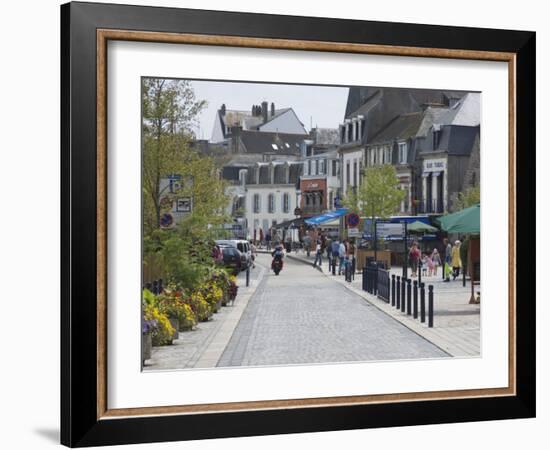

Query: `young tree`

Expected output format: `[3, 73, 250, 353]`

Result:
[142, 78, 206, 234]
[454, 184, 480, 211]
[343, 165, 405, 220]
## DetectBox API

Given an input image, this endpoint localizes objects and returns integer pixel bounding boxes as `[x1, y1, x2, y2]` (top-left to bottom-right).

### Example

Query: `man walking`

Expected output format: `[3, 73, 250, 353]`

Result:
[330, 239, 340, 275]
[312, 239, 323, 268]
[338, 240, 347, 275]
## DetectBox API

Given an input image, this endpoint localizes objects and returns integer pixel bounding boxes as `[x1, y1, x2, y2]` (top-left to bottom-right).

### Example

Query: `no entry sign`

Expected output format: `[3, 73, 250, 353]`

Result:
[346, 213, 360, 228]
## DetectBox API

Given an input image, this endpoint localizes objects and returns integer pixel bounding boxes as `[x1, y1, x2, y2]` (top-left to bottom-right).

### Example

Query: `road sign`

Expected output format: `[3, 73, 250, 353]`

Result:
[376, 222, 405, 239]
[346, 213, 360, 228]
[160, 213, 174, 229]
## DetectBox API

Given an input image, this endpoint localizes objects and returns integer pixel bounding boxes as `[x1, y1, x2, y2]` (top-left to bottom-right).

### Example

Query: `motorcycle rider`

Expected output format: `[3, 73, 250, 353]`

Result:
[271, 242, 285, 272]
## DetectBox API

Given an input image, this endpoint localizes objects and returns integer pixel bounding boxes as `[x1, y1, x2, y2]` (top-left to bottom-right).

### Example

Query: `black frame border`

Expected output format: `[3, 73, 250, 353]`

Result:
[61, 1, 535, 447]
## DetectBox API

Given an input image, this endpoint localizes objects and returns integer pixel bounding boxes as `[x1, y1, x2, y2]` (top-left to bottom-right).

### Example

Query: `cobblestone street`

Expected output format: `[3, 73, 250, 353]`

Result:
[217, 253, 448, 367]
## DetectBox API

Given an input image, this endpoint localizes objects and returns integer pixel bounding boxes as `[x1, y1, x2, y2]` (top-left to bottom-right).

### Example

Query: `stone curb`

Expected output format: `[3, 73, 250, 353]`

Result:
[194, 265, 266, 368]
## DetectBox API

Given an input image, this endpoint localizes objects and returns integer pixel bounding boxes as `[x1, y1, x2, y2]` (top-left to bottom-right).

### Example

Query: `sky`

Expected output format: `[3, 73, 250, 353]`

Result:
[187, 79, 349, 141]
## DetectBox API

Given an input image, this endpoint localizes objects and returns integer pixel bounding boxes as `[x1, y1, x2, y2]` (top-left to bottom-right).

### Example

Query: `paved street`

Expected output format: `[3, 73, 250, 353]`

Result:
[217, 253, 448, 367]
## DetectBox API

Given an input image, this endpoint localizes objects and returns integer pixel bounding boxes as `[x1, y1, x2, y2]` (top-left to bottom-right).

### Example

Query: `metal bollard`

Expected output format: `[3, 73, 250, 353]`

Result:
[401, 277, 406, 313]
[428, 285, 434, 328]
[391, 274, 396, 307]
[420, 282, 426, 323]
[396, 276, 401, 309]
[362, 267, 367, 291]
[246, 266, 250, 287]
[406, 279, 412, 315]
[413, 280, 418, 319]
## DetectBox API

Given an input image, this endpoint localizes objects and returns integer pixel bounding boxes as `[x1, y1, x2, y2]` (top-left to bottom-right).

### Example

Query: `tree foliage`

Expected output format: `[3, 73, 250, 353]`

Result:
[343, 165, 405, 220]
[141, 78, 231, 288]
[142, 78, 207, 234]
[454, 184, 480, 211]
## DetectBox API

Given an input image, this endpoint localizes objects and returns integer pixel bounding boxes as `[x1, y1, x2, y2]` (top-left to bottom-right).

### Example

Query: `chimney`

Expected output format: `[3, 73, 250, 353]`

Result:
[270, 102, 275, 117]
[261, 101, 268, 123]
[229, 126, 242, 154]
[220, 103, 226, 116]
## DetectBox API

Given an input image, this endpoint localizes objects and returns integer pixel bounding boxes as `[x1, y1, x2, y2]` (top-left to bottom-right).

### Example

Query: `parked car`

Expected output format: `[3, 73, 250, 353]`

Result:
[216, 239, 252, 270]
[220, 246, 242, 274]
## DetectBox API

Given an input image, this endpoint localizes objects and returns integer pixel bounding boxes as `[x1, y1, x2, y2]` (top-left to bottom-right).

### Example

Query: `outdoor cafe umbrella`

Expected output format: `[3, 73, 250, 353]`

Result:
[407, 220, 438, 234]
[436, 203, 480, 234]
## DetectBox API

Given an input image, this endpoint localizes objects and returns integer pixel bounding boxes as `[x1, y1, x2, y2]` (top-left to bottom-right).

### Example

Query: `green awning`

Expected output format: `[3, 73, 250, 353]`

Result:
[436, 204, 480, 233]
[407, 220, 438, 233]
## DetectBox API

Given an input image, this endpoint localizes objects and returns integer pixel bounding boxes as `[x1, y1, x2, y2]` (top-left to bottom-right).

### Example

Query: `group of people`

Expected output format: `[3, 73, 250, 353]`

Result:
[408, 238, 462, 281]
[310, 236, 356, 281]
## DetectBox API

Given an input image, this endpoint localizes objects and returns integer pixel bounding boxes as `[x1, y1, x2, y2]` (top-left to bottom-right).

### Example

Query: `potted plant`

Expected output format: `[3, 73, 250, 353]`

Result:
[142, 318, 157, 363]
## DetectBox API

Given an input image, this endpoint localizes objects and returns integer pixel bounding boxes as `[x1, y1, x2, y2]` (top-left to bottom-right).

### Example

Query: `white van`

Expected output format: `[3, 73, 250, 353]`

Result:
[215, 240, 252, 270]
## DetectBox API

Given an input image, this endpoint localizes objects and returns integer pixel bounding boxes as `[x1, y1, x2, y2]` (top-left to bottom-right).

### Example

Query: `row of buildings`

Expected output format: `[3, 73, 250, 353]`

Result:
[167, 88, 480, 240]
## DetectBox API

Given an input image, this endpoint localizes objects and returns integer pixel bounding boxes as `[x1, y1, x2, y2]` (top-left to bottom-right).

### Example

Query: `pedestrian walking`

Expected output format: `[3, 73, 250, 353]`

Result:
[431, 248, 441, 276]
[250, 240, 257, 268]
[331, 239, 340, 275]
[265, 231, 272, 250]
[421, 253, 429, 277]
[409, 242, 420, 277]
[451, 240, 462, 280]
[303, 234, 312, 257]
[443, 238, 452, 282]
[312, 240, 323, 268]
[338, 240, 347, 275]
[348, 239, 356, 277]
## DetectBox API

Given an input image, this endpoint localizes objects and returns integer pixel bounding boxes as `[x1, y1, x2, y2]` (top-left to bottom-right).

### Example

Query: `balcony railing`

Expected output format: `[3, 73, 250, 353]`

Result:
[415, 199, 445, 214]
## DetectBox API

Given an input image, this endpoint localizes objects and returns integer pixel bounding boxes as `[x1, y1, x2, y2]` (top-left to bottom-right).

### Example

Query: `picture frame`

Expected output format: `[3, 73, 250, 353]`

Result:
[60, 1, 535, 447]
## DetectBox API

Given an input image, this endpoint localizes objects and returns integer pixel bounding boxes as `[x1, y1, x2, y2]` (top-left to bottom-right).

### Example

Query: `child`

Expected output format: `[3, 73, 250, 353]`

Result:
[421, 254, 429, 277]
[426, 252, 434, 276]
[431, 248, 441, 277]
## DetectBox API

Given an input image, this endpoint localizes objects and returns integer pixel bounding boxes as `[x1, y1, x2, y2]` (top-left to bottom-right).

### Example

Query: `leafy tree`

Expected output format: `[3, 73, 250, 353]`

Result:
[343, 164, 405, 220]
[142, 78, 206, 234]
[454, 184, 480, 211]
[141, 78, 231, 288]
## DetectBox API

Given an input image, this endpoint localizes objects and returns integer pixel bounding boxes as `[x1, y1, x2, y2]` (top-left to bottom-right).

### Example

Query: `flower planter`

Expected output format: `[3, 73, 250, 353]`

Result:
[169, 318, 179, 341]
[142, 332, 152, 363]
[179, 320, 194, 332]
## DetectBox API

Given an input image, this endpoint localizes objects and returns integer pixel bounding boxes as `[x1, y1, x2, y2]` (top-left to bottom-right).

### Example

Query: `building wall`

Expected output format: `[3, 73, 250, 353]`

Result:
[258, 110, 306, 135]
[245, 185, 297, 238]
[341, 149, 363, 196]
[447, 154, 473, 212]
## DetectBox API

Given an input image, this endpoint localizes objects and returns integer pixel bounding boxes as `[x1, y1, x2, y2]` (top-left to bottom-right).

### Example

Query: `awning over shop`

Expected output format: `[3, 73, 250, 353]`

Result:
[305, 208, 348, 226]
[435, 203, 480, 233]
[272, 217, 305, 229]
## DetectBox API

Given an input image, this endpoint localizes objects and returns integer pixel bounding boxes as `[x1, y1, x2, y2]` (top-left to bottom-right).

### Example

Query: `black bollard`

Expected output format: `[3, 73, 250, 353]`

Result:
[420, 282, 426, 323]
[391, 274, 396, 307]
[401, 277, 406, 313]
[428, 285, 434, 328]
[413, 280, 418, 319]
[362, 267, 367, 291]
[246, 266, 250, 287]
[395, 275, 401, 309]
[406, 279, 412, 315]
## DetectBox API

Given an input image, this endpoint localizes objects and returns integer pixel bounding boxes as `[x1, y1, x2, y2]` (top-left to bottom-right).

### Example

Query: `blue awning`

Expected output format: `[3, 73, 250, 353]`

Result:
[305, 208, 348, 226]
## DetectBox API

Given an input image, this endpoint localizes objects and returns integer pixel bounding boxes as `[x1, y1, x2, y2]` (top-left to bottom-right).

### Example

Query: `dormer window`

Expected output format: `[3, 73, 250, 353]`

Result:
[398, 142, 408, 164]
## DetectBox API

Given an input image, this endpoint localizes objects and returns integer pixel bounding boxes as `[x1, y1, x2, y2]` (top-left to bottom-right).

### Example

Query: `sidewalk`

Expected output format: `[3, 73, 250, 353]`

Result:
[145, 264, 265, 370]
[286, 251, 480, 357]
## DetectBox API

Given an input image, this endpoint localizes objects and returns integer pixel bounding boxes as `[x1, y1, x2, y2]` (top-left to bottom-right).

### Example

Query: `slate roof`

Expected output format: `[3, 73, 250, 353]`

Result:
[368, 112, 424, 144]
[238, 130, 306, 155]
[220, 107, 294, 131]
[311, 127, 340, 146]
[437, 125, 480, 155]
